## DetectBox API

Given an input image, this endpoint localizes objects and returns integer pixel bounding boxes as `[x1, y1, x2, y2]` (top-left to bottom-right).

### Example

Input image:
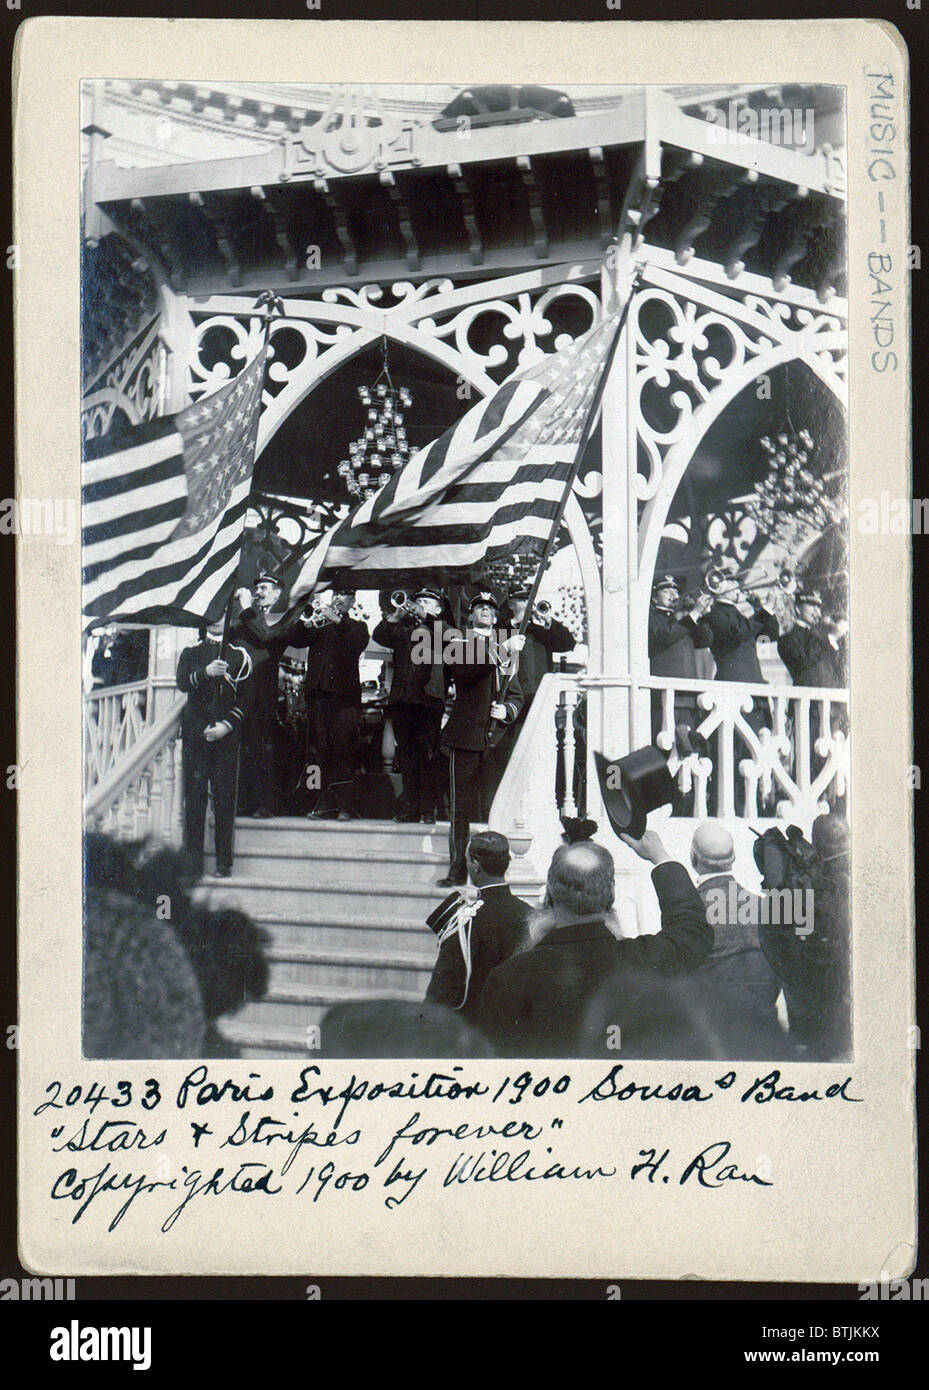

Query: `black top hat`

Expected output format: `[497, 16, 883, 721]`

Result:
[468, 588, 500, 613]
[594, 746, 677, 841]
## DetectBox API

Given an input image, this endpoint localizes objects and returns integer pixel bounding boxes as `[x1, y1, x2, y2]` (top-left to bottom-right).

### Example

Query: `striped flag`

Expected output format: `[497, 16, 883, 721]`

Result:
[288, 306, 622, 602]
[82, 346, 266, 627]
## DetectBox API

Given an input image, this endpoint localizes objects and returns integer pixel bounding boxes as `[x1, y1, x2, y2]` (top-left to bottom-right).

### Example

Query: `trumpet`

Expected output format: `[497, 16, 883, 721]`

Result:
[534, 599, 553, 619]
[388, 588, 420, 619]
[301, 600, 337, 628]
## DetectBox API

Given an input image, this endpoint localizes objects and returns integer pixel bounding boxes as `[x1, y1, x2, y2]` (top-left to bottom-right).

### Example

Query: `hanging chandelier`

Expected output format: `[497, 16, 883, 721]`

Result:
[337, 337, 413, 503]
[744, 424, 845, 553]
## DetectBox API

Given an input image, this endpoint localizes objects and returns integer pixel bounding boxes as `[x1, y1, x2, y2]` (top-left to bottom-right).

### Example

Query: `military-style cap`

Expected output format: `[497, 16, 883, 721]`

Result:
[507, 586, 531, 603]
[255, 571, 283, 589]
[414, 585, 443, 605]
[467, 588, 500, 612]
[653, 574, 682, 594]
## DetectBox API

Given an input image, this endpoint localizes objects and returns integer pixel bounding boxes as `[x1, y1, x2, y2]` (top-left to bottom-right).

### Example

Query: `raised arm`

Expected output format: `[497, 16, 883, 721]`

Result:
[616, 831, 713, 974]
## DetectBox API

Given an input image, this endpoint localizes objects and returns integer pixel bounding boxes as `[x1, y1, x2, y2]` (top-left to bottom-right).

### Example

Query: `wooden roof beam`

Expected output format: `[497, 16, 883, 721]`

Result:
[447, 163, 483, 265]
[128, 198, 183, 292]
[517, 155, 548, 259]
[250, 186, 299, 281]
[379, 170, 421, 272]
[314, 177, 358, 277]
[188, 191, 242, 288]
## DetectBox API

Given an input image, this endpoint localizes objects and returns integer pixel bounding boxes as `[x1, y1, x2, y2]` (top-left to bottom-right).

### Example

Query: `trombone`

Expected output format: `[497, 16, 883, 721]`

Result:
[702, 562, 797, 598]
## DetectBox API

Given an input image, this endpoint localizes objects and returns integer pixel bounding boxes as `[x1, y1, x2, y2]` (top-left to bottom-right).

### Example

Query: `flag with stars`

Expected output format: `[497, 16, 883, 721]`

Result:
[287, 304, 623, 601]
[82, 345, 266, 627]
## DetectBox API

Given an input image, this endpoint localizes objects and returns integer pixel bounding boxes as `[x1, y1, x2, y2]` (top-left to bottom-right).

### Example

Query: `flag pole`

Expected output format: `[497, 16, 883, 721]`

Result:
[213, 292, 283, 705]
[497, 263, 642, 701]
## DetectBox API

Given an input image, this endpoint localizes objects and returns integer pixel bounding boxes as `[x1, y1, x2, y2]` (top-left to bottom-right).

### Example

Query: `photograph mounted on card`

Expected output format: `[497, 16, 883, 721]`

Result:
[14, 17, 914, 1281]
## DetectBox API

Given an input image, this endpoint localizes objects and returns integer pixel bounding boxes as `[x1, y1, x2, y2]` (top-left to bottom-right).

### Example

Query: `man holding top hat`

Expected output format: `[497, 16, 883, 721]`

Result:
[438, 588, 524, 887]
[373, 584, 448, 823]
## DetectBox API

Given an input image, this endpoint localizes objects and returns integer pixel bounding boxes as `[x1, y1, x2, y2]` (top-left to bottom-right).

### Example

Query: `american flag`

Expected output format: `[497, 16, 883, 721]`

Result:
[288, 306, 622, 603]
[82, 346, 266, 627]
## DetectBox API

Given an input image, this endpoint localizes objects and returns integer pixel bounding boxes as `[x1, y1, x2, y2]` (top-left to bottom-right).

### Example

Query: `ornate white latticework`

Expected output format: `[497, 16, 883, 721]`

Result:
[632, 275, 847, 505]
[81, 318, 165, 440]
[646, 676, 849, 824]
[184, 271, 602, 441]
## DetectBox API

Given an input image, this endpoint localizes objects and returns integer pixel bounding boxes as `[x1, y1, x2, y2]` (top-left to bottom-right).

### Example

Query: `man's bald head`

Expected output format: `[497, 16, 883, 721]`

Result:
[547, 841, 615, 919]
[690, 822, 735, 877]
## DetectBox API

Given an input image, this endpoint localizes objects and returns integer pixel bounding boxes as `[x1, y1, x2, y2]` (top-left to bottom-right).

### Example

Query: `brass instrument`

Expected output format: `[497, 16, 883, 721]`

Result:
[301, 599, 337, 628]
[702, 562, 796, 599]
[534, 599, 553, 619]
[388, 588, 420, 619]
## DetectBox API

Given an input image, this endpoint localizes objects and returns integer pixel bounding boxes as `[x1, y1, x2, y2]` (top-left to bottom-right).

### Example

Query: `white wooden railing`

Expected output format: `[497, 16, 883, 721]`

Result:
[84, 680, 150, 793]
[85, 696, 187, 843]
[491, 671, 850, 884]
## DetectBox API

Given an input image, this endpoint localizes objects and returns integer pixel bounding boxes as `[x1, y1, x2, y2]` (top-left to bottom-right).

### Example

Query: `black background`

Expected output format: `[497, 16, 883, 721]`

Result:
[0, 0, 925, 1361]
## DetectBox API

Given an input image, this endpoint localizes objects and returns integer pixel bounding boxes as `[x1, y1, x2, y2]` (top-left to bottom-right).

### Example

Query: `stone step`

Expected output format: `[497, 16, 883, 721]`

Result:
[231, 816, 452, 856]
[200, 875, 458, 920]
[207, 845, 454, 888]
[223, 986, 424, 1041]
[267, 946, 434, 995]
[230, 815, 535, 863]
[200, 875, 542, 921]
[257, 915, 438, 956]
[216, 1014, 320, 1060]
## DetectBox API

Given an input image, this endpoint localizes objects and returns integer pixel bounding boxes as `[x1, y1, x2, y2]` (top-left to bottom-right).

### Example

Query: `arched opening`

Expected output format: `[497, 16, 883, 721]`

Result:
[648, 363, 848, 641]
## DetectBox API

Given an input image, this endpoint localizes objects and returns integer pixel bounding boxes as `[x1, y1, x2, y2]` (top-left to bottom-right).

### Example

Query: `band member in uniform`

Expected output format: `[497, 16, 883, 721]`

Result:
[503, 588, 575, 713]
[438, 589, 524, 887]
[777, 589, 849, 789]
[301, 587, 369, 820]
[373, 585, 447, 823]
[648, 574, 713, 755]
[233, 571, 297, 818]
[693, 571, 779, 813]
[777, 588, 848, 688]
[483, 586, 575, 804]
[693, 578, 779, 685]
[176, 618, 254, 878]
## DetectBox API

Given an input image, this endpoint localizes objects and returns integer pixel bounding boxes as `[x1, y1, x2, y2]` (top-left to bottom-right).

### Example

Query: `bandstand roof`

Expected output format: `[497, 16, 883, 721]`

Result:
[82, 81, 847, 382]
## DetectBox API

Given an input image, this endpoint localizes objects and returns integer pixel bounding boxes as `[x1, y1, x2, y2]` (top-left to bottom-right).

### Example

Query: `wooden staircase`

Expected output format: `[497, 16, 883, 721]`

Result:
[198, 817, 543, 1058]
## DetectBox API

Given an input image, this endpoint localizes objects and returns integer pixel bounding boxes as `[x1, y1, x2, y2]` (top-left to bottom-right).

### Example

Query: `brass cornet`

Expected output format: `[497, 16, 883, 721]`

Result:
[301, 599, 336, 628]
[389, 588, 420, 619]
